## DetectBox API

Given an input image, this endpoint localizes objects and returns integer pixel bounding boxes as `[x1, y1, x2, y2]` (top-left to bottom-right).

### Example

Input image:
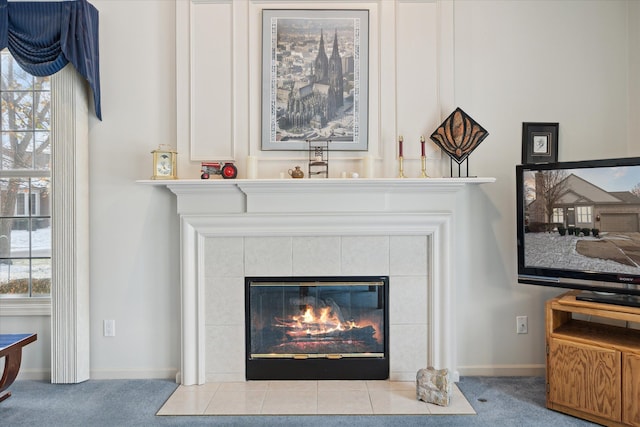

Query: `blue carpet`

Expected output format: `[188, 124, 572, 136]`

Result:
[0, 376, 597, 426]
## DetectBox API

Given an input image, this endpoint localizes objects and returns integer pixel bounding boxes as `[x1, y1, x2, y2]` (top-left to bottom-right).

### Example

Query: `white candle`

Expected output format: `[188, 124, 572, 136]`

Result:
[363, 155, 375, 178]
[247, 156, 258, 179]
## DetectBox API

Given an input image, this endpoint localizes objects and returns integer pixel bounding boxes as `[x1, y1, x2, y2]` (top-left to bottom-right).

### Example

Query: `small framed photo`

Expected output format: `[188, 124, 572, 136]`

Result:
[522, 122, 558, 164]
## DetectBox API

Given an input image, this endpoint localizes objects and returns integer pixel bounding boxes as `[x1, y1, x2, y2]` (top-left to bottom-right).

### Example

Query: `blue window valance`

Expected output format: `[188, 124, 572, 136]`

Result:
[0, 0, 101, 120]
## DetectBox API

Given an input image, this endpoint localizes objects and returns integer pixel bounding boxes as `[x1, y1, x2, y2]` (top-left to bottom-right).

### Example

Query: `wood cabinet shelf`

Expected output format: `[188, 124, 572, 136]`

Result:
[553, 320, 640, 353]
[546, 291, 640, 426]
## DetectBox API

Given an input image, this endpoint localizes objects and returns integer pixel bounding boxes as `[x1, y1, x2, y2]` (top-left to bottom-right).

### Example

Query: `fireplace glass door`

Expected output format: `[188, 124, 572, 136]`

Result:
[245, 276, 389, 380]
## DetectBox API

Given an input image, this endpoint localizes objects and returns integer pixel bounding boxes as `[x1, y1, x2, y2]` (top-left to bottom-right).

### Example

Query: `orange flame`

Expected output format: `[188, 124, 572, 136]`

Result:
[280, 305, 381, 341]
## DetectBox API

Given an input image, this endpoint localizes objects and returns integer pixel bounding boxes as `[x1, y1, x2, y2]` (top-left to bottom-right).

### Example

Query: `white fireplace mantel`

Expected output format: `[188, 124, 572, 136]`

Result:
[140, 177, 495, 384]
[141, 177, 495, 214]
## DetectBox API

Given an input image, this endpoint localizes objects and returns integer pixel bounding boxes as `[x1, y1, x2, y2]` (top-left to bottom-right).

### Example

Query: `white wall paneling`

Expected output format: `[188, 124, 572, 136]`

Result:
[189, 1, 234, 160]
[395, 1, 442, 179]
[180, 0, 447, 179]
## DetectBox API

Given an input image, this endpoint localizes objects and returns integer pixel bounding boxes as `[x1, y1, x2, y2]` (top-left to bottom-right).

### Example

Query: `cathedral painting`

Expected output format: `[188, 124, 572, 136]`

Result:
[261, 10, 369, 151]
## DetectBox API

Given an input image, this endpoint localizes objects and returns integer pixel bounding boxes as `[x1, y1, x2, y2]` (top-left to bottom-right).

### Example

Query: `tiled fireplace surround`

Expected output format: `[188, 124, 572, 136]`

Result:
[158, 178, 494, 386]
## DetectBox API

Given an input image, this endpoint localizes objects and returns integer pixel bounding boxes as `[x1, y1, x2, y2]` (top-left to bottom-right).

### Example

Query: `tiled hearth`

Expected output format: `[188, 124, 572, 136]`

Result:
[157, 380, 476, 416]
[144, 178, 494, 385]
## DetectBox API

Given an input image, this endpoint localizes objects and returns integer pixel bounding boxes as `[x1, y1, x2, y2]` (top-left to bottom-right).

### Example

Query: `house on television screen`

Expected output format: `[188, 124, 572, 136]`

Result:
[527, 172, 640, 233]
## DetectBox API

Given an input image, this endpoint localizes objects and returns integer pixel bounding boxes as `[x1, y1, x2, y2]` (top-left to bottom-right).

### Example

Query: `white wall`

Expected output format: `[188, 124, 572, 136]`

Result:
[453, 0, 633, 374]
[85, 0, 181, 379]
[2, 0, 636, 379]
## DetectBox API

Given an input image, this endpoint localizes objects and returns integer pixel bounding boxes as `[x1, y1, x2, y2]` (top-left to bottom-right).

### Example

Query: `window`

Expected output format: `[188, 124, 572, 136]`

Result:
[576, 206, 592, 223]
[552, 208, 564, 224]
[0, 50, 52, 298]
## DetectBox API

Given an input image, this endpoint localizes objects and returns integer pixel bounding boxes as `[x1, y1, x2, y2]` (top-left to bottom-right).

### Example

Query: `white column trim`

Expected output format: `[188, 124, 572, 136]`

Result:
[50, 65, 90, 384]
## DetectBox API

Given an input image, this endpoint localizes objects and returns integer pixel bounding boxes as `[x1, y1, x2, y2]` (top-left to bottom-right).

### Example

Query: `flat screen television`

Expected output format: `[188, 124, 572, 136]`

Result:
[516, 157, 640, 307]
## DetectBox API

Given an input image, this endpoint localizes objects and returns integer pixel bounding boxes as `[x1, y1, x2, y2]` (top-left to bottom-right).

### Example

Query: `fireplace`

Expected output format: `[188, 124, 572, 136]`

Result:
[245, 276, 389, 380]
[146, 177, 495, 384]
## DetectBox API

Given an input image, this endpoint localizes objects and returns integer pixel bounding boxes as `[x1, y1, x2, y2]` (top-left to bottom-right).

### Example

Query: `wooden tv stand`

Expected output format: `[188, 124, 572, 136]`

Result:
[546, 291, 640, 426]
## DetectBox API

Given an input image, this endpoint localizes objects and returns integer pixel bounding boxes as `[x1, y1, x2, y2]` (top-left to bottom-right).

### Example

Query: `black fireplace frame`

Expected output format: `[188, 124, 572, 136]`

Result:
[245, 276, 389, 380]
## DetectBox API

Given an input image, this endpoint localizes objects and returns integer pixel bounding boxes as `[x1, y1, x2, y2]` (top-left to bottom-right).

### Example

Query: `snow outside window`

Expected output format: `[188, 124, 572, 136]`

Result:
[0, 50, 52, 298]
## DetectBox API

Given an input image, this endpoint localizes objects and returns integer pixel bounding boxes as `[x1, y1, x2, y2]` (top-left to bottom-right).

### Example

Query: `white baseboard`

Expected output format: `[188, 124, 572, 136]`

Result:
[457, 364, 545, 377]
[16, 369, 51, 381]
[89, 369, 178, 380]
[16, 366, 542, 383]
[15, 369, 179, 382]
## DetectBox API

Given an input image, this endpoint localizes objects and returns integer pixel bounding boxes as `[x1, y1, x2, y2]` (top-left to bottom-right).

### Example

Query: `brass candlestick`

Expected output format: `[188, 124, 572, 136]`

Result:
[419, 135, 428, 178]
[398, 136, 406, 178]
[420, 156, 429, 178]
[398, 156, 406, 178]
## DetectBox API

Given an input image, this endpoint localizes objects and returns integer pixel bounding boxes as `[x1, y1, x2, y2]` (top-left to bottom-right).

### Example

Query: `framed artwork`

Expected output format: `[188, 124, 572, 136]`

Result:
[429, 107, 489, 164]
[522, 122, 559, 164]
[261, 9, 369, 151]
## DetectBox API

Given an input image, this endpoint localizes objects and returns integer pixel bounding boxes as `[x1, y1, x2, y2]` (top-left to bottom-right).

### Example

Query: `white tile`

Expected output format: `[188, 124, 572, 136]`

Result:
[389, 276, 428, 325]
[261, 390, 318, 414]
[244, 237, 292, 276]
[389, 324, 428, 375]
[292, 236, 341, 276]
[204, 237, 244, 278]
[205, 325, 245, 375]
[205, 277, 244, 326]
[317, 390, 373, 414]
[172, 383, 221, 394]
[204, 390, 266, 415]
[369, 389, 431, 415]
[341, 236, 389, 275]
[218, 382, 269, 392]
[318, 380, 367, 391]
[156, 385, 218, 415]
[366, 381, 415, 392]
[267, 380, 317, 392]
[390, 235, 428, 276]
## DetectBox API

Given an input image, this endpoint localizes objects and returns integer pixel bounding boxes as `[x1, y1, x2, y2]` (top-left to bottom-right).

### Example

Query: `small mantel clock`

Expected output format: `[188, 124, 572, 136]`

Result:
[151, 145, 177, 180]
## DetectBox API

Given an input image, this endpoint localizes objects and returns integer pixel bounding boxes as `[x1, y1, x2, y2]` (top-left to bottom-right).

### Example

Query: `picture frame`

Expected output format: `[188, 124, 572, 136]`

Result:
[261, 9, 369, 151]
[522, 122, 559, 164]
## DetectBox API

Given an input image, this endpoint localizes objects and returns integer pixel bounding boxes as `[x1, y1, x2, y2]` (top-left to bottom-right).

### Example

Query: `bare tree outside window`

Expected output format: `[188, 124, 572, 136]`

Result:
[0, 49, 51, 297]
[536, 170, 569, 230]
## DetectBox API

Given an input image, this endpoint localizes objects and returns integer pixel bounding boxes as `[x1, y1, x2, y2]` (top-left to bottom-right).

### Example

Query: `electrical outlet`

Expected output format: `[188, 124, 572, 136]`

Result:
[104, 319, 116, 337]
[516, 316, 528, 334]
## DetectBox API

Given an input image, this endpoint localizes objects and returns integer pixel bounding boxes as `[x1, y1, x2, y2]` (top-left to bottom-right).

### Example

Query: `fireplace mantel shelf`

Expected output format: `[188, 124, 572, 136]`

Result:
[139, 177, 495, 192]
[139, 177, 495, 215]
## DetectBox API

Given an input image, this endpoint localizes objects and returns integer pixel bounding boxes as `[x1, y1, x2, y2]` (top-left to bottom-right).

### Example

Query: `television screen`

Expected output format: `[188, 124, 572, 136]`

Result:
[516, 157, 640, 305]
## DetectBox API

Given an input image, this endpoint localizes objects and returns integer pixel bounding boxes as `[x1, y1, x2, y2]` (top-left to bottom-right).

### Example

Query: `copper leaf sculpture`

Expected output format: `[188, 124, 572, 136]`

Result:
[430, 107, 489, 164]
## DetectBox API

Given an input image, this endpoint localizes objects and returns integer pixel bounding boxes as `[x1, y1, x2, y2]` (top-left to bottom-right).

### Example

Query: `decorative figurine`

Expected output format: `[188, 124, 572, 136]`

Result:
[200, 162, 237, 179]
[288, 166, 304, 178]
